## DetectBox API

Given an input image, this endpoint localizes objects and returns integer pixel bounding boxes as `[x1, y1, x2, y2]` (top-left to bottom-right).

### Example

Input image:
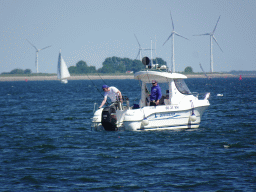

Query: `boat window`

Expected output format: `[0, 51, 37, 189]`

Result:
[174, 79, 191, 95]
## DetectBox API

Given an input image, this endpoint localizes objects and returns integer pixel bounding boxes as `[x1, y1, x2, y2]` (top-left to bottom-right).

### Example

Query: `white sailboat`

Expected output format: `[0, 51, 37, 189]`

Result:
[57, 50, 70, 84]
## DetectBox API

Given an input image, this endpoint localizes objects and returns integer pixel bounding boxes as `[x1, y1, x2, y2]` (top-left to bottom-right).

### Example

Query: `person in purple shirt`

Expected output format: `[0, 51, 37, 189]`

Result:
[150, 80, 162, 106]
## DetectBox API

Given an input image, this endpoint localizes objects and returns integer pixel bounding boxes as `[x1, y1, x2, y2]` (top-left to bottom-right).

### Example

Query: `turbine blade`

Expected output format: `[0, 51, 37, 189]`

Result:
[175, 32, 189, 40]
[163, 33, 173, 46]
[136, 50, 140, 59]
[212, 36, 223, 52]
[212, 15, 221, 34]
[35, 53, 37, 67]
[39, 45, 51, 51]
[26, 39, 38, 51]
[134, 34, 141, 47]
[193, 33, 210, 36]
[170, 10, 175, 30]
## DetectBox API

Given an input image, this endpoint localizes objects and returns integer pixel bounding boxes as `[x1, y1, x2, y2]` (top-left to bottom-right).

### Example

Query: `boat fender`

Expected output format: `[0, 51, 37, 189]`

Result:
[189, 114, 197, 122]
[189, 100, 196, 122]
[141, 119, 149, 126]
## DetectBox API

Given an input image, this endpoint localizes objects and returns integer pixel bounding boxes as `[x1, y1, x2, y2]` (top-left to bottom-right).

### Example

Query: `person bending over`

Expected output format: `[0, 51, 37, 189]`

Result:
[99, 85, 122, 108]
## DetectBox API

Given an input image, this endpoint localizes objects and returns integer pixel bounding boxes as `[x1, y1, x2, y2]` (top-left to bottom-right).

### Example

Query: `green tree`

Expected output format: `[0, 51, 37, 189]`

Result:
[76, 60, 87, 74]
[24, 69, 32, 74]
[129, 59, 144, 72]
[87, 66, 96, 73]
[68, 60, 96, 74]
[98, 57, 146, 73]
[76, 60, 87, 68]
[10, 69, 24, 74]
[152, 57, 167, 67]
[68, 66, 77, 74]
[184, 66, 193, 73]
[98, 57, 115, 73]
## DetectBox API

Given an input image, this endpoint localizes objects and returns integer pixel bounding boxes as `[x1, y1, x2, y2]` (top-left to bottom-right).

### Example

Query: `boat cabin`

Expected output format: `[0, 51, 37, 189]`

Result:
[134, 71, 192, 107]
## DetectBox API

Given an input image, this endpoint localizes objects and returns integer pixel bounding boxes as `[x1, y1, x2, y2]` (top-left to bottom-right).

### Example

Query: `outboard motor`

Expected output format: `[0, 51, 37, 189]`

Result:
[101, 106, 117, 131]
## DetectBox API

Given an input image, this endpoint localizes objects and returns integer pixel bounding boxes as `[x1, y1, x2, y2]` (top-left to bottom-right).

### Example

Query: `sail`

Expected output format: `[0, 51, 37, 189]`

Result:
[57, 51, 70, 80]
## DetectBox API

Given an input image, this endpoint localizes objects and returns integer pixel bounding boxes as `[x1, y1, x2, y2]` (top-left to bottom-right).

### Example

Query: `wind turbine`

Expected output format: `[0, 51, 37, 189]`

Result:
[134, 34, 151, 61]
[163, 10, 189, 73]
[194, 15, 223, 73]
[26, 39, 51, 73]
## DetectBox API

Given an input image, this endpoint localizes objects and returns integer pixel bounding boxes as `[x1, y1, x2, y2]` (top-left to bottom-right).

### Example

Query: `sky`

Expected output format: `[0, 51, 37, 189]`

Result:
[0, 0, 256, 74]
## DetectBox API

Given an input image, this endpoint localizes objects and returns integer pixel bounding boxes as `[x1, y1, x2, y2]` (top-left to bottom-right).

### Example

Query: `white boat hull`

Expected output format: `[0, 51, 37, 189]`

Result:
[61, 79, 68, 84]
[123, 105, 208, 131]
[92, 104, 209, 131]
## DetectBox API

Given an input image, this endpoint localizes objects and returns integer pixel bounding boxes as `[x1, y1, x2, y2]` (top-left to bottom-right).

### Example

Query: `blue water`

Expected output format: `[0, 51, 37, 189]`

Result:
[0, 78, 255, 191]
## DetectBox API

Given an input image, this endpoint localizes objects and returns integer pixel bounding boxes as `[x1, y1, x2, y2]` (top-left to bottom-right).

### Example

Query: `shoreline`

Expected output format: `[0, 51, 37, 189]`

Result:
[0, 74, 252, 82]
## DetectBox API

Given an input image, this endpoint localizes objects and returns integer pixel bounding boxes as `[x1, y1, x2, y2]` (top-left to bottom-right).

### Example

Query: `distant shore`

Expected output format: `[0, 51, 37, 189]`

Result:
[0, 73, 251, 82]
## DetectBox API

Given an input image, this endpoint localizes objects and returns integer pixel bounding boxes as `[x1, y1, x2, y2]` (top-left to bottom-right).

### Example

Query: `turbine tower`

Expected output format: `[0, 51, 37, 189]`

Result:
[26, 39, 51, 73]
[134, 34, 151, 61]
[194, 16, 223, 73]
[163, 10, 189, 73]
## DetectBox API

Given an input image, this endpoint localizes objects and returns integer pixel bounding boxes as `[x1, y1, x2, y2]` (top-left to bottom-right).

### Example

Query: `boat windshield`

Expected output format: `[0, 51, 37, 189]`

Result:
[174, 79, 191, 95]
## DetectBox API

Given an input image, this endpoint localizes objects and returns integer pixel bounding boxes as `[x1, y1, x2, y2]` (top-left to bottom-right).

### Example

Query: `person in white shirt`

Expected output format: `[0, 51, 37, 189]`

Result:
[99, 85, 122, 108]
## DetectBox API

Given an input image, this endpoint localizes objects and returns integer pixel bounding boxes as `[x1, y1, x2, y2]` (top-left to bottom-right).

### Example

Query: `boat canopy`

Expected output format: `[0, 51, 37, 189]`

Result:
[134, 71, 187, 83]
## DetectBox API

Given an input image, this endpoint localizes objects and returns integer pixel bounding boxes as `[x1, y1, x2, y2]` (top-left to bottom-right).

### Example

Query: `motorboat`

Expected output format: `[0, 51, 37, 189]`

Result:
[91, 58, 210, 131]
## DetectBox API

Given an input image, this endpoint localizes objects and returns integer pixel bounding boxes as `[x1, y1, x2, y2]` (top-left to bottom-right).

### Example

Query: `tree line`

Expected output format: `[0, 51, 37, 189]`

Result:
[1, 56, 197, 75]
[68, 56, 167, 74]
[1, 68, 32, 75]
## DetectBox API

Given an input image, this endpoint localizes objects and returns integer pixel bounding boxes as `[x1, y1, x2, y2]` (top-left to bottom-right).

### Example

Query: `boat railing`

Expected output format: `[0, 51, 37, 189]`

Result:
[191, 92, 199, 98]
[204, 92, 210, 100]
[189, 92, 210, 100]
[93, 103, 98, 113]
[194, 92, 210, 100]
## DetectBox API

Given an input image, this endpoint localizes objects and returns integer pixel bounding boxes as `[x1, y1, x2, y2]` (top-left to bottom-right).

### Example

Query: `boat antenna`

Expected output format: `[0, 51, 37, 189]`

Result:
[155, 36, 158, 66]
